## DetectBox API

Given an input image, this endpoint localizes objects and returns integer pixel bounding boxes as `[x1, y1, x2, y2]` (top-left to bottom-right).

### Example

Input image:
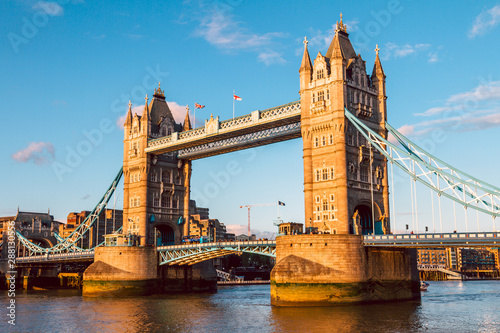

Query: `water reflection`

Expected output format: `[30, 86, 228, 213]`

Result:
[4, 281, 500, 332]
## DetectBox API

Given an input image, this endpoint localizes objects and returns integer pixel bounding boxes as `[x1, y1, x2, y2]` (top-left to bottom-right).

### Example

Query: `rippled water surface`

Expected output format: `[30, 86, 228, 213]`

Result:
[2, 281, 499, 332]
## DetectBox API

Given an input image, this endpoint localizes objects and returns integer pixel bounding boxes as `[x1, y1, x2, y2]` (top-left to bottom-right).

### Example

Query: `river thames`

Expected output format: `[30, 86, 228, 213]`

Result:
[2, 280, 499, 332]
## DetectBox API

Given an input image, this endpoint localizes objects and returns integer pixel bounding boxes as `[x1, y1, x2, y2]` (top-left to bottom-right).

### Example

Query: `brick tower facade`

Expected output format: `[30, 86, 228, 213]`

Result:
[122, 84, 191, 246]
[300, 15, 390, 235]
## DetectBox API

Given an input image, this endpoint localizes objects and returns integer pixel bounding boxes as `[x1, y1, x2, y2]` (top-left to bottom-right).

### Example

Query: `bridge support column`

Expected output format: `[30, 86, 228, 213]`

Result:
[83, 246, 159, 296]
[271, 235, 420, 306]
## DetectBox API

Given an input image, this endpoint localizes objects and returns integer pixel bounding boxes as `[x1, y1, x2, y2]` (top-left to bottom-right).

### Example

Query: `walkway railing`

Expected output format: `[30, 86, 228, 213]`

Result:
[363, 232, 500, 247]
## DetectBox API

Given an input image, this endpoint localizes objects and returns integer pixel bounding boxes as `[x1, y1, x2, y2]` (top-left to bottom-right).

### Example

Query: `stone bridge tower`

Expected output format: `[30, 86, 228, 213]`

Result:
[122, 84, 191, 246]
[300, 15, 390, 235]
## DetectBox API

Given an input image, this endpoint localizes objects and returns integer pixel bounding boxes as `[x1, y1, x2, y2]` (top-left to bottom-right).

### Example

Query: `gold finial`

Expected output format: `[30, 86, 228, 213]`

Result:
[375, 44, 380, 56]
[337, 13, 347, 33]
[303, 36, 308, 47]
[145, 94, 149, 104]
[186, 105, 190, 112]
[210, 113, 214, 120]
[154, 82, 165, 97]
[128, 100, 132, 109]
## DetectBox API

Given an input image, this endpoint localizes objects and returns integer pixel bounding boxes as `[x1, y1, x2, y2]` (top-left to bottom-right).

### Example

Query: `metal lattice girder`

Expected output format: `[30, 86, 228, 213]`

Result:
[17, 167, 123, 255]
[145, 101, 301, 157]
[177, 122, 301, 159]
[157, 240, 276, 266]
[363, 232, 500, 247]
[344, 108, 500, 218]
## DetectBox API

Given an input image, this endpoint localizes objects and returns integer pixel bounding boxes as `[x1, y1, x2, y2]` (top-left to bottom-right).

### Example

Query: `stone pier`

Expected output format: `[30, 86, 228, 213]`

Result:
[82, 246, 217, 296]
[83, 246, 159, 296]
[271, 235, 420, 306]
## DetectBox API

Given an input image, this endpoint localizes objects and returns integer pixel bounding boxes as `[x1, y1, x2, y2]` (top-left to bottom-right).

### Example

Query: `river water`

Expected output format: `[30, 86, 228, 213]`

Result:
[2, 281, 499, 332]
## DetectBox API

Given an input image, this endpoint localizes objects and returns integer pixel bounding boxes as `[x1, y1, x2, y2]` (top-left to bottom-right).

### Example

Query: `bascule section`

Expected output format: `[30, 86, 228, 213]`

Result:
[299, 15, 389, 236]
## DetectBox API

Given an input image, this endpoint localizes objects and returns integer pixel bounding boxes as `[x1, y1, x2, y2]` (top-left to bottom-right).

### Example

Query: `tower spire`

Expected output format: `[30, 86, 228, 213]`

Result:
[143, 94, 150, 121]
[372, 44, 385, 78]
[125, 100, 133, 126]
[183, 106, 192, 131]
[300, 36, 312, 71]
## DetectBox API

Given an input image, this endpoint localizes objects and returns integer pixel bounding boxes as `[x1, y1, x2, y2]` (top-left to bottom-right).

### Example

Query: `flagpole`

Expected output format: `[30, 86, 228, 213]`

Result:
[193, 103, 196, 128]
[233, 89, 235, 119]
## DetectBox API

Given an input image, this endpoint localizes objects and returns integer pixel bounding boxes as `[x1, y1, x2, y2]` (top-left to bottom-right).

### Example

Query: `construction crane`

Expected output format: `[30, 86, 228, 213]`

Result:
[240, 201, 285, 237]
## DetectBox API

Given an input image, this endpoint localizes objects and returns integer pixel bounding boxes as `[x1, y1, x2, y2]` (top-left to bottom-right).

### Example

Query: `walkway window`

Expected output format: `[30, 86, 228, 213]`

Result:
[315, 137, 319, 147]
[322, 136, 326, 146]
[329, 134, 333, 145]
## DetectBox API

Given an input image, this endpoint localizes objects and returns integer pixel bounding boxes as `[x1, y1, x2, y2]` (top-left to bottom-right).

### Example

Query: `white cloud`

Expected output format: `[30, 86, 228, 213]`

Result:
[12, 142, 55, 165]
[194, 10, 286, 65]
[469, 5, 500, 38]
[428, 51, 439, 63]
[116, 102, 186, 129]
[405, 80, 500, 138]
[167, 101, 188, 123]
[258, 49, 286, 65]
[383, 43, 431, 60]
[33, 1, 64, 16]
[447, 80, 500, 103]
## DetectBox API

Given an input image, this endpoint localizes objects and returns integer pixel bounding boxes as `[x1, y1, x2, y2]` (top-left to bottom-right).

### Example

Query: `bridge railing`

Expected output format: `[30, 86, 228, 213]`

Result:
[364, 232, 500, 247]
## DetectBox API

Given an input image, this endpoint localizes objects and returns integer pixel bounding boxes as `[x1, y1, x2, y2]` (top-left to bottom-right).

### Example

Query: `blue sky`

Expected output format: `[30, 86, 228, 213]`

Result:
[2, 1, 500, 236]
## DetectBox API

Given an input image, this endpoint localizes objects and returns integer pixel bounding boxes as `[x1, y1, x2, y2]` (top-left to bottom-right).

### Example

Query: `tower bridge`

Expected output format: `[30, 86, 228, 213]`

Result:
[9, 14, 500, 305]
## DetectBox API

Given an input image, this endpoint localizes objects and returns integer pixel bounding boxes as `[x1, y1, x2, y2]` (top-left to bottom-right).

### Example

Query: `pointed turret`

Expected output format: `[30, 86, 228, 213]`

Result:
[371, 44, 385, 79]
[143, 94, 150, 122]
[299, 36, 313, 89]
[125, 100, 133, 127]
[300, 36, 312, 71]
[183, 106, 192, 131]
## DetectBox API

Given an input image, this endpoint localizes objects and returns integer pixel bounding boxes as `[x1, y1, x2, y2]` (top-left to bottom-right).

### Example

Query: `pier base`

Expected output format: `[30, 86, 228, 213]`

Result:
[271, 235, 420, 306]
[83, 246, 159, 297]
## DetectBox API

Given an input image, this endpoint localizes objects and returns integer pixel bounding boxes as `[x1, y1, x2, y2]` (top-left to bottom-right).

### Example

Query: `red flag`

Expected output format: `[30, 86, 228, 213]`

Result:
[233, 94, 242, 101]
[195, 103, 205, 109]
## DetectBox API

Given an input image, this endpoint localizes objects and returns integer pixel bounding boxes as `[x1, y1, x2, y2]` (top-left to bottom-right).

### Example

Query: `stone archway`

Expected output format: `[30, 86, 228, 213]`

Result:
[155, 224, 175, 246]
[353, 205, 373, 235]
